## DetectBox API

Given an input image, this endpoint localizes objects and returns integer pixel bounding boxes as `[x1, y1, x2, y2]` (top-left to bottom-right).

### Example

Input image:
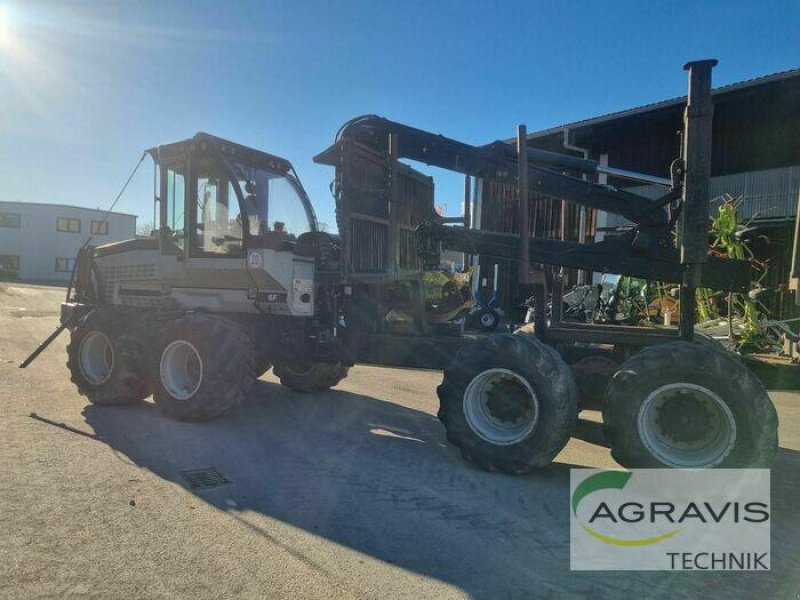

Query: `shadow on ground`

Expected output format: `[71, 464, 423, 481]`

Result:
[33, 381, 800, 598]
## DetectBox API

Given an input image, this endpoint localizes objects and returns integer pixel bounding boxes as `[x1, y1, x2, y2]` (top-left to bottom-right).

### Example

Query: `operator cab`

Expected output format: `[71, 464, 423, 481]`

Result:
[149, 132, 317, 258]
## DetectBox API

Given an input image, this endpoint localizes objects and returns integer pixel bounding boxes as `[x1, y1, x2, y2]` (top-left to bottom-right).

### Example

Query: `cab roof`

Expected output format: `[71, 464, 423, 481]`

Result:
[147, 132, 293, 174]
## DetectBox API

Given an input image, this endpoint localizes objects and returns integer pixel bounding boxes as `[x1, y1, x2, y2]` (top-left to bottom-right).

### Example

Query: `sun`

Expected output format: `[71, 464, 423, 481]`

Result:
[0, 3, 14, 49]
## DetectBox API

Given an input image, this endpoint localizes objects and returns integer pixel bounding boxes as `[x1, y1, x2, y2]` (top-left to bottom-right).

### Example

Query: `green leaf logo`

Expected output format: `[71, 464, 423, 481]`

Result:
[572, 471, 681, 546]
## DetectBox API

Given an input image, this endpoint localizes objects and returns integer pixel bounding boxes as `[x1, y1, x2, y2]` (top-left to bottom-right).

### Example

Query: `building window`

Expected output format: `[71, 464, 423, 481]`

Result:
[0, 212, 21, 228]
[0, 255, 20, 271]
[55, 257, 75, 273]
[91, 220, 109, 235]
[57, 217, 81, 233]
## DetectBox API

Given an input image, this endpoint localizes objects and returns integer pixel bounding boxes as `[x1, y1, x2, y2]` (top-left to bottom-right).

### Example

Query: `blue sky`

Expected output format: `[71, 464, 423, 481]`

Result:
[1, 0, 798, 231]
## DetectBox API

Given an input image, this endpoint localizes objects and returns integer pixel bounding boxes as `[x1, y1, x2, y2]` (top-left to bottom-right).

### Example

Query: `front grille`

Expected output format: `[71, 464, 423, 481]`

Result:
[102, 263, 156, 302]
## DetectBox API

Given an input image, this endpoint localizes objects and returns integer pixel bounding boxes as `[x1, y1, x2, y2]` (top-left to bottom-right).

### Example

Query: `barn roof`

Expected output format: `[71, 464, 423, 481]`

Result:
[521, 68, 800, 141]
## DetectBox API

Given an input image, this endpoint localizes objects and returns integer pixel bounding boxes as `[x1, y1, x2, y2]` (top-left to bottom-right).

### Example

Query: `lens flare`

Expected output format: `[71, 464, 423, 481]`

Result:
[0, 2, 21, 55]
[0, 4, 11, 47]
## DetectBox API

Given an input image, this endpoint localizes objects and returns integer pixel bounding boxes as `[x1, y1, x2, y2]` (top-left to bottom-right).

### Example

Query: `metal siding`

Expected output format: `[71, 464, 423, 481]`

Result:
[598, 170, 800, 319]
[610, 165, 800, 229]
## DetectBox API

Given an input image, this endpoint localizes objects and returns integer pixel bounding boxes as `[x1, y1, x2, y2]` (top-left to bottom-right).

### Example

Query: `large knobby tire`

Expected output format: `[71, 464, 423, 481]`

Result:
[66, 307, 151, 406]
[151, 314, 254, 421]
[273, 362, 349, 393]
[255, 356, 273, 379]
[243, 350, 272, 394]
[603, 341, 778, 468]
[243, 358, 271, 394]
[692, 331, 734, 354]
[437, 334, 579, 474]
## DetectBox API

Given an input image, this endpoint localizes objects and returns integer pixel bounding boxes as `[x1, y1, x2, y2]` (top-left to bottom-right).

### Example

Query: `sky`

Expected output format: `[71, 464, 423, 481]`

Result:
[1, 0, 798, 232]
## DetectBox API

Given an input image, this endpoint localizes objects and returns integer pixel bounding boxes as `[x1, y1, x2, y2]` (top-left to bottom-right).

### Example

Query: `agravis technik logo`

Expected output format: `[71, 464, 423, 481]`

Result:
[570, 469, 770, 571]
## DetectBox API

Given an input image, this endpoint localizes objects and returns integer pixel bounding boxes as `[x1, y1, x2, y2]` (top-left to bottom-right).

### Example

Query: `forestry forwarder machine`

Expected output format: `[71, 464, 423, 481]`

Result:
[22, 60, 778, 472]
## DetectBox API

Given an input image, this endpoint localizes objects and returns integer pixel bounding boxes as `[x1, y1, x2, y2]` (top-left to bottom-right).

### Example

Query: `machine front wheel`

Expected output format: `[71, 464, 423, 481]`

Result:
[67, 307, 150, 406]
[273, 362, 350, 393]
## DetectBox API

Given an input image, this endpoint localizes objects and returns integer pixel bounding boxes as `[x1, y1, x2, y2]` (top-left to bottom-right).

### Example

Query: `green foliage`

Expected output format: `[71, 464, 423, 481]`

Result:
[705, 195, 766, 350]
[613, 196, 767, 350]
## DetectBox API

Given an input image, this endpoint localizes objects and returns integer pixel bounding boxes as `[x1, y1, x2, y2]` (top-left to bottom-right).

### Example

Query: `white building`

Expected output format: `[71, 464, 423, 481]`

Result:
[0, 201, 137, 282]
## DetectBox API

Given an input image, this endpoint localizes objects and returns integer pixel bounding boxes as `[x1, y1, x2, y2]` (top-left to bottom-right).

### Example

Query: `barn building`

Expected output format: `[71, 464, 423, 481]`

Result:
[472, 68, 800, 318]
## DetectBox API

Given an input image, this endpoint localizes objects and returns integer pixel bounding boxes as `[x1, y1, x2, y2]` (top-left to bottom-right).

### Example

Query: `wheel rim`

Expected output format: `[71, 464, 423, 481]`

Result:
[463, 368, 539, 445]
[480, 312, 496, 328]
[78, 331, 114, 385]
[637, 382, 736, 468]
[160, 340, 203, 400]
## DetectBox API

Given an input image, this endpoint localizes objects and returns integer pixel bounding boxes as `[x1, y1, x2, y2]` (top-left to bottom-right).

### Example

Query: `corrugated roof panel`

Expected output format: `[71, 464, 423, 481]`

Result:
[523, 68, 800, 140]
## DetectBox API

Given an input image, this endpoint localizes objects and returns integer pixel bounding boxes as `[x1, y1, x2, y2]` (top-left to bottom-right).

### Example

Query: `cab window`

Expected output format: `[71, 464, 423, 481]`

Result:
[191, 165, 244, 257]
[239, 168, 313, 241]
[164, 167, 186, 251]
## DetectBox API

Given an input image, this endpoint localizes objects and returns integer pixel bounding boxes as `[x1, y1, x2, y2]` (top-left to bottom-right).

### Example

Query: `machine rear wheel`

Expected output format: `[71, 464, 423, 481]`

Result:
[67, 307, 150, 406]
[255, 357, 273, 378]
[151, 314, 254, 421]
[603, 341, 778, 468]
[437, 334, 579, 473]
[273, 362, 349, 393]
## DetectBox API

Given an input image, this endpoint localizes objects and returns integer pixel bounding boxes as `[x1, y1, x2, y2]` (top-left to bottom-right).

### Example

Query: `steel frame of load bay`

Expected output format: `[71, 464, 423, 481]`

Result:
[315, 60, 735, 364]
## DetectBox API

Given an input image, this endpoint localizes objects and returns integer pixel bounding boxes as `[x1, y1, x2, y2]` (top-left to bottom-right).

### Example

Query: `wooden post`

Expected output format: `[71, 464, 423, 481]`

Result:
[463, 174, 471, 269]
[388, 133, 399, 276]
[463, 174, 471, 229]
[577, 206, 587, 285]
[790, 190, 800, 303]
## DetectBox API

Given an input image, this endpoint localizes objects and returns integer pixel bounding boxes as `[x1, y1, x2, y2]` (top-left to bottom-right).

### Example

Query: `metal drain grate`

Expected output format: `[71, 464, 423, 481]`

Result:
[180, 468, 230, 490]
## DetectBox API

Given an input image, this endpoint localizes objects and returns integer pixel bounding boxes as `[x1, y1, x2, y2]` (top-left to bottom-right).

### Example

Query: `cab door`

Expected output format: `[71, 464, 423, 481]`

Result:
[157, 157, 255, 311]
[160, 163, 187, 256]
[176, 159, 251, 292]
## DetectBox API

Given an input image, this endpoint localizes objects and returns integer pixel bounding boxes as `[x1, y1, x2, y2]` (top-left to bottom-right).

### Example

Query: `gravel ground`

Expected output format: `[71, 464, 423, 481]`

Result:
[1, 283, 798, 599]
